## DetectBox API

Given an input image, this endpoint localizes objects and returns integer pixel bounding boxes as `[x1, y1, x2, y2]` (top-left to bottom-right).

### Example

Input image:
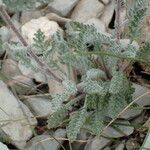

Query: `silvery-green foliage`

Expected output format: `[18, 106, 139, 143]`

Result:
[80, 80, 105, 95]
[67, 108, 87, 142]
[62, 80, 77, 95]
[86, 68, 106, 80]
[51, 92, 69, 111]
[127, 0, 148, 39]
[84, 112, 104, 135]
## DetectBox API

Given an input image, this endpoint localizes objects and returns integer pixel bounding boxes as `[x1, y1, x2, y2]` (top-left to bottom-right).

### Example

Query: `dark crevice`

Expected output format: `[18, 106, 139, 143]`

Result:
[108, 10, 116, 29]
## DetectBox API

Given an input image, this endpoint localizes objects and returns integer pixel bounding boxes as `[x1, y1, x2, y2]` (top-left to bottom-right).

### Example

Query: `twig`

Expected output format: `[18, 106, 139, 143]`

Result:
[0, 6, 63, 84]
[115, 0, 121, 43]
[100, 91, 150, 135]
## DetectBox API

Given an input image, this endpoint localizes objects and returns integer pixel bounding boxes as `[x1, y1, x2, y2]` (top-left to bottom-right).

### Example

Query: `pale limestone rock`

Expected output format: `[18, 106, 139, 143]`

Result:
[84, 137, 111, 150]
[71, 0, 105, 23]
[46, 13, 71, 26]
[21, 10, 42, 24]
[0, 81, 37, 149]
[48, 0, 79, 17]
[85, 18, 106, 33]
[0, 142, 9, 150]
[21, 17, 63, 44]
[100, 0, 115, 28]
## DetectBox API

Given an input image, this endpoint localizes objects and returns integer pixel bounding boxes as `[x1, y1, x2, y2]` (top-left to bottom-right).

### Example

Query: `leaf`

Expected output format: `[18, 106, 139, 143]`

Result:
[80, 80, 105, 95]
[84, 112, 104, 135]
[67, 108, 87, 142]
[47, 108, 67, 129]
[107, 94, 127, 118]
[62, 80, 77, 95]
[86, 68, 106, 80]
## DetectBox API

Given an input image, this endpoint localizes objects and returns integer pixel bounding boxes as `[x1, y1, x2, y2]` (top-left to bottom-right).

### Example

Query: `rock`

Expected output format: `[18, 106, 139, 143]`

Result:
[24, 96, 54, 117]
[141, 130, 150, 150]
[18, 61, 47, 83]
[72, 129, 90, 150]
[101, 0, 110, 5]
[0, 81, 37, 149]
[133, 83, 150, 106]
[115, 143, 125, 150]
[103, 120, 134, 138]
[84, 137, 111, 150]
[25, 128, 66, 150]
[46, 13, 71, 26]
[21, 10, 43, 24]
[1, 59, 21, 78]
[85, 18, 106, 33]
[21, 17, 63, 44]
[100, 0, 115, 28]
[0, 142, 9, 150]
[103, 147, 111, 150]
[71, 0, 104, 23]
[48, 0, 79, 17]
[0, 26, 11, 42]
[126, 139, 140, 150]
[120, 108, 142, 120]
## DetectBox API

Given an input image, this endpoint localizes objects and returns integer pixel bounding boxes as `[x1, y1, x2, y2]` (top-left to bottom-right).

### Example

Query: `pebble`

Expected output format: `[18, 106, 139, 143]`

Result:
[25, 128, 66, 150]
[0, 81, 37, 149]
[71, 0, 105, 23]
[0, 142, 9, 150]
[48, 0, 79, 17]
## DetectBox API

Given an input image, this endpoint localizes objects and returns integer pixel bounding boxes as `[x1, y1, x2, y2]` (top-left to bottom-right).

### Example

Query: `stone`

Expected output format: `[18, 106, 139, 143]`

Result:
[85, 18, 106, 33]
[0, 142, 9, 150]
[100, 0, 115, 28]
[0, 81, 37, 149]
[21, 17, 63, 44]
[48, 0, 79, 17]
[46, 13, 71, 26]
[103, 147, 111, 150]
[25, 128, 66, 150]
[0, 26, 11, 42]
[24, 96, 54, 117]
[133, 83, 150, 106]
[84, 137, 111, 150]
[141, 130, 150, 150]
[72, 129, 90, 150]
[1, 59, 21, 78]
[21, 10, 42, 24]
[71, 0, 105, 23]
[18, 60, 47, 83]
[115, 143, 125, 150]
[101, 0, 110, 5]
[103, 120, 134, 138]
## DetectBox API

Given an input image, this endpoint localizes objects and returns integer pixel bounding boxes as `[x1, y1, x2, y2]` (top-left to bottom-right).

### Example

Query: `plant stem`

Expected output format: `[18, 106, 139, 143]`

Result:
[0, 6, 63, 84]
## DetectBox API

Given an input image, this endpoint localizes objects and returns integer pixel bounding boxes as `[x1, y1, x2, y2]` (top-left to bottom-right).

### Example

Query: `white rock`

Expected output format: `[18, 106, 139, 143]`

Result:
[0, 142, 9, 150]
[48, 0, 79, 17]
[1, 59, 21, 78]
[0, 81, 37, 149]
[133, 83, 150, 106]
[24, 96, 54, 117]
[100, 0, 115, 27]
[21, 10, 42, 24]
[103, 120, 134, 138]
[115, 143, 125, 150]
[141, 130, 150, 150]
[84, 137, 111, 150]
[101, 0, 110, 5]
[25, 128, 66, 150]
[46, 13, 71, 26]
[18, 59, 47, 83]
[103, 147, 111, 150]
[85, 18, 106, 33]
[0, 26, 11, 42]
[21, 17, 63, 44]
[71, 0, 105, 23]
